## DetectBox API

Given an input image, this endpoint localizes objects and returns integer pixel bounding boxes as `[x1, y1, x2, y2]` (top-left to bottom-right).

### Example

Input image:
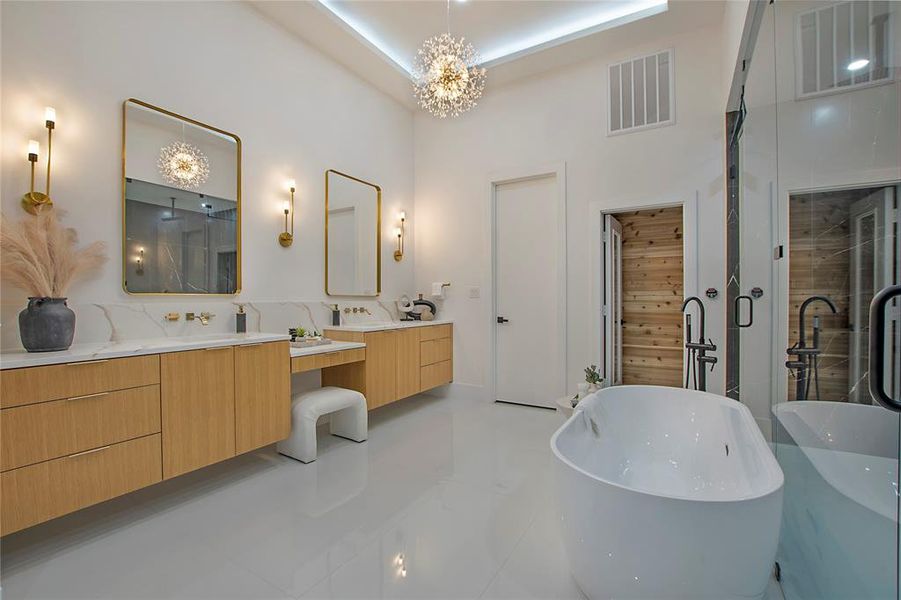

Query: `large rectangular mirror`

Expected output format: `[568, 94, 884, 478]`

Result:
[123, 99, 241, 294]
[325, 170, 381, 296]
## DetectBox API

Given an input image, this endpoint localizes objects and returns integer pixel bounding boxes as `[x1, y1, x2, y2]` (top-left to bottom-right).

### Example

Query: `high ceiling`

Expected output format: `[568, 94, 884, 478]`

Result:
[250, 0, 724, 109]
[316, 0, 668, 74]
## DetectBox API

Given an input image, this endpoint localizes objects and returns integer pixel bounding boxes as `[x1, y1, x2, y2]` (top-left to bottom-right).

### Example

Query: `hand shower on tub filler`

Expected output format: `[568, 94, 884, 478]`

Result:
[681, 296, 717, 392]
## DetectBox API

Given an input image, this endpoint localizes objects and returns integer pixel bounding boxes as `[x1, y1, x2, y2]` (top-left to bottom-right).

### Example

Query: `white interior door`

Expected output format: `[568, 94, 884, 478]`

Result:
[495, 175, 563, 408]
[602, 214, 623, 385]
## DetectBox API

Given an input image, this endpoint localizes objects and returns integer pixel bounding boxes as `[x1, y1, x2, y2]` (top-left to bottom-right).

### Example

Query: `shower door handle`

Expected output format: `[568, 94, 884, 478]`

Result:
[868, 284, 901, 412]
[734, 295, 753, 328]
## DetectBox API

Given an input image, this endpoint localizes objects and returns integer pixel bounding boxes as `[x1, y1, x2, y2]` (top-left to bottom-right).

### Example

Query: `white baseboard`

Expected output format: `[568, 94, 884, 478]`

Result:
[422, 382, 489, 402]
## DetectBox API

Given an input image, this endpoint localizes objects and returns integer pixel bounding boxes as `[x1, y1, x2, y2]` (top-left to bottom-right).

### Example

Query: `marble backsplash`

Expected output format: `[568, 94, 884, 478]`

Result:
[0, 299, 402, 351]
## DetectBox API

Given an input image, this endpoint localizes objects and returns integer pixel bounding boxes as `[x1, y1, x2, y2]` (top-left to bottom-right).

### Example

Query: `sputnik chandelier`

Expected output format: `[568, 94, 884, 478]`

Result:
[412, 0, 486, 119]
[158, 123, 209, 190]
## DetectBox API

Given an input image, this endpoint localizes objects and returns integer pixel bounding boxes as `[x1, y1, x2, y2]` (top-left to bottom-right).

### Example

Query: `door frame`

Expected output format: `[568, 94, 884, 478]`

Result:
[589, 196, 698, 384]
[488, 162, 567, 406]
[776, 179, 901, 406]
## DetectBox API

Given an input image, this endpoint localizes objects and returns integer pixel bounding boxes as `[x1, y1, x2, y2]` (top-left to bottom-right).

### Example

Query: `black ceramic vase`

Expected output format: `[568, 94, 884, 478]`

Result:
[18, 297, 76, 352]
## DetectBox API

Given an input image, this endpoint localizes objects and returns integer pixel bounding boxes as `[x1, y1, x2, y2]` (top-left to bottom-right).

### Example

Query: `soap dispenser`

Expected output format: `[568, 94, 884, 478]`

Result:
[235, 304, 247, 333]
[330, 304, 341, 327]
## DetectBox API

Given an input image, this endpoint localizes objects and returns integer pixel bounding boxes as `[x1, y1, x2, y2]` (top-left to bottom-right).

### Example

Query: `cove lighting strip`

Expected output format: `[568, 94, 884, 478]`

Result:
[316, 0, 669, 75]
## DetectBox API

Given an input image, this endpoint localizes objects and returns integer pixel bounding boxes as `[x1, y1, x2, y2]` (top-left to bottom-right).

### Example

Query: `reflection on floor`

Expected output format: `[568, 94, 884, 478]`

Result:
[1, 394, 584, 599]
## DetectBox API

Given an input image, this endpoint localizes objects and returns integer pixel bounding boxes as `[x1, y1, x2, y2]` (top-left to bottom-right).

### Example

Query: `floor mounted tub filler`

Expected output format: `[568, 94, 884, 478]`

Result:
[551, 385, 784, 599]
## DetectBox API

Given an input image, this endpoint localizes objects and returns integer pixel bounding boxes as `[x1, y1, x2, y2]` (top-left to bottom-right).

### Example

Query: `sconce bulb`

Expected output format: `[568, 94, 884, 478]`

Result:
[44, 106, 56, 125]
[27, 140, 40, 158]
[399, 211, 406, 221]
[287, 179, 296, 192]
[283, 200, 291, 214]
[394, 227, 402, 238]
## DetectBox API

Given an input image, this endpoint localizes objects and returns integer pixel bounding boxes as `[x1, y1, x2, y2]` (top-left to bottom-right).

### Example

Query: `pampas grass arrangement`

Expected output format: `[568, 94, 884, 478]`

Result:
[0, 209, 107, 298]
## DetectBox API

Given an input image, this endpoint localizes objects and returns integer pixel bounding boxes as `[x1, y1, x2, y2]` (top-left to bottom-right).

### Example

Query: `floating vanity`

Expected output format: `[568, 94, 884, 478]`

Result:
[322, 320, 453, 410]
[0, 333, 290, 535]
[0, 321, 452, 535]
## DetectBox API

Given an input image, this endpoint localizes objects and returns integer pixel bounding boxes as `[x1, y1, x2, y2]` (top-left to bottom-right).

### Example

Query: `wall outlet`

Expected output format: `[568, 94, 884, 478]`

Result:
[468, 286, 481, 299]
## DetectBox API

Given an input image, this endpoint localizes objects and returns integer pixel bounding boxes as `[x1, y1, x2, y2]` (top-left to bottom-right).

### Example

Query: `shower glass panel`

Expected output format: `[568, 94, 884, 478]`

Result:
[734, 1, 901, 598]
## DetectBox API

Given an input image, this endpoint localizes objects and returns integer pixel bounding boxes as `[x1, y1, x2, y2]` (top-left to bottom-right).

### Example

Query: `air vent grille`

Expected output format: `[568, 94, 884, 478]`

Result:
[609, 49, 674, 135]
[797, 1, 893, 98]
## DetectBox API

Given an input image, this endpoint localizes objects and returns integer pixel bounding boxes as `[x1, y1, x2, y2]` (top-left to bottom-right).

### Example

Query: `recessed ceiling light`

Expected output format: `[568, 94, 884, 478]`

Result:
[847, 58, 869, 71]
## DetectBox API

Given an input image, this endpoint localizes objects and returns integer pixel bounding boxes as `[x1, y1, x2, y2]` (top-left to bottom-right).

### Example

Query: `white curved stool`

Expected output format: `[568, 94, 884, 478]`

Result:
[277, 386, 368, 463]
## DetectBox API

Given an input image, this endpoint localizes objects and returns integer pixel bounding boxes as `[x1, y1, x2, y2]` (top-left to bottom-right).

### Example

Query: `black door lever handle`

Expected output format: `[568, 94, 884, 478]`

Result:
[497, 317, 509, 324]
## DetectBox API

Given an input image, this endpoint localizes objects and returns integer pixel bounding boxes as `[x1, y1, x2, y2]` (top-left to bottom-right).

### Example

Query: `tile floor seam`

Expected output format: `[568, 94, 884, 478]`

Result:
[222, 555, 297, 599]
[476, 510, 541, 599]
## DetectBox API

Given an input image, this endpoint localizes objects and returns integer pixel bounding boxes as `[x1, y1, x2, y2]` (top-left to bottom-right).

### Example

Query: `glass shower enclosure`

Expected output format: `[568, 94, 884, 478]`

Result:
[729, 1, 900, 598]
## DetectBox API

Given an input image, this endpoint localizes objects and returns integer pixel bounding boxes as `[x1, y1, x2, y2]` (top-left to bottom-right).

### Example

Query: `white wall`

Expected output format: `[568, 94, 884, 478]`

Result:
[0, 1, 415, 347]
[413, 14, 729, 398]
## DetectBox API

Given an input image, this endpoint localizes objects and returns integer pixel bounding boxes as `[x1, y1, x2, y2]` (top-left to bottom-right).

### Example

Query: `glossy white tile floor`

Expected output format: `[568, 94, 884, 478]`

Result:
[1, 394, 584, 600]
[0, 393, 787, 600]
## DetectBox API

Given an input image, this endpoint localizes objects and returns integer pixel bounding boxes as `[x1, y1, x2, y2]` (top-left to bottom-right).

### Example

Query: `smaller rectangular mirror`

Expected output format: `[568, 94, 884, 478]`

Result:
[325, 170, 381, 296]
[123, 99, 241, 294]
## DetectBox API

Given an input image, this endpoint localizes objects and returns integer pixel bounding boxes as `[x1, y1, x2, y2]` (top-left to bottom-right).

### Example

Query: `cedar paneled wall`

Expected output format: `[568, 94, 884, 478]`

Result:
[616, 206, 684, 386]
[787, 188, 877, 401]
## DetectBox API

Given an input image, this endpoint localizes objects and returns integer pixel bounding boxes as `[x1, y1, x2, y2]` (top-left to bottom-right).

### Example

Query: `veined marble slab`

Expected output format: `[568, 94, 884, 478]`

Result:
[0, 299, 420, 351]
[0, 332, 289, 370]
[289, 340, 366, 358]
[324, 319, 453, 332]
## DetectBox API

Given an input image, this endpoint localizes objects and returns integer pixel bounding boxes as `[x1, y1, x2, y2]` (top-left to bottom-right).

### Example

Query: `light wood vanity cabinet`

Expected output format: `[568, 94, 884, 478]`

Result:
[0, 355, 160, 409]
[235, 341, 291, 454]
[395, 329, 422, 400]
[1, 385, 161, 472]
[323, 324, 453, 410]
[161, 347, 236, 479]
[0, 340, 290, 535]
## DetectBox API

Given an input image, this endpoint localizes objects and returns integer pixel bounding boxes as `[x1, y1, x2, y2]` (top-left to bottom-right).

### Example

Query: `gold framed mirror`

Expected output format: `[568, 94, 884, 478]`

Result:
[122, 99, 241, 295]
[325, 169, 381, 296]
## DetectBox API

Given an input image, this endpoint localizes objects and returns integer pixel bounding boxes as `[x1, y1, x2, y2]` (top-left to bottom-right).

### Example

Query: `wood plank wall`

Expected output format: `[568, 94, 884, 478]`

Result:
[616, 206, 684, 386]
[787, 189, 875, 401]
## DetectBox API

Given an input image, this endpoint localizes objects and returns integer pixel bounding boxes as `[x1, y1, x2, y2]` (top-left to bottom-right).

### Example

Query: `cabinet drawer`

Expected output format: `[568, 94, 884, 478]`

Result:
[292, 348, 366, 373]
[1, 434, 162, 535]
[0, 355, 160, 409]
[419, 324, 452, 342]
[420, 338, 452, 367]
[421, 360, 452, 391]
[1, 385, 161, 472]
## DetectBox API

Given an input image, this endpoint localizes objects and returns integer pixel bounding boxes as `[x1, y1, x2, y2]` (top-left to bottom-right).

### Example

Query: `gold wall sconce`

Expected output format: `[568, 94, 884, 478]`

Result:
[394, 210, 406, 262]
[279, 179, 295, 247]
[136, 247, 145, 275]
[22, 107, 56, 214]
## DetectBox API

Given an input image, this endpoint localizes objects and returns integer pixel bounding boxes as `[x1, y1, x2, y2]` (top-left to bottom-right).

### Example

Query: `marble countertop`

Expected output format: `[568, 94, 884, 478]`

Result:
[289, 340, 366, 358]
[0, 333, 290, 370]
[324, 319, 453, 333]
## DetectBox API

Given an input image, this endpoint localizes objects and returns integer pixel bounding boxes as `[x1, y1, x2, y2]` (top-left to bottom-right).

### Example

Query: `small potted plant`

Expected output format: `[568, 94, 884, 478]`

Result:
[0, 210, 106, 352]
[584, 365, 604, 393]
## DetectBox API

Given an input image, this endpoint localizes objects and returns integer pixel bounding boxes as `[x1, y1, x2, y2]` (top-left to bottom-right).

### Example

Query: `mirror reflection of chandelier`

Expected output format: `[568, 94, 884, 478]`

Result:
[158, 140, 209, 190]
[412, 0, 486, 119]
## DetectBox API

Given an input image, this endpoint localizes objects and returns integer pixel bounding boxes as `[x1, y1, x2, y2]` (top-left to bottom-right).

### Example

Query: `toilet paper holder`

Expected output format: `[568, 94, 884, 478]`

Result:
[431, 282, 451, 298]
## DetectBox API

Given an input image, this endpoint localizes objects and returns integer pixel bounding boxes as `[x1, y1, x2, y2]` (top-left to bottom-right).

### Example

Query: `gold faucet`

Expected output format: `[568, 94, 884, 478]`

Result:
[186, 312, 215, 325]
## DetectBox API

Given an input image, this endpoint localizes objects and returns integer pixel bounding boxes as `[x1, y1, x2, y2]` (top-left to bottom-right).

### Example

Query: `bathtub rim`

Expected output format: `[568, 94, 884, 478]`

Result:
[550, 385, 785, 504]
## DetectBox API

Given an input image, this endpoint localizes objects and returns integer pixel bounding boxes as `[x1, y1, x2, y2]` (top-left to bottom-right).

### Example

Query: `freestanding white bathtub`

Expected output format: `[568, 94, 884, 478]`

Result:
[551, 386, 784, 600]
